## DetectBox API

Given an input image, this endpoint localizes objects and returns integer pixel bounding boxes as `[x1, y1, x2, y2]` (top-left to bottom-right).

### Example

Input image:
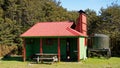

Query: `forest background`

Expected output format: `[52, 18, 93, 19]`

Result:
[0, 0, 120, 57]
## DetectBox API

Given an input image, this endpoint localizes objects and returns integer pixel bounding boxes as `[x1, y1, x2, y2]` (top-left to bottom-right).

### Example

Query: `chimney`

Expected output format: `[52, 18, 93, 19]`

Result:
[75, 10, 87, 35]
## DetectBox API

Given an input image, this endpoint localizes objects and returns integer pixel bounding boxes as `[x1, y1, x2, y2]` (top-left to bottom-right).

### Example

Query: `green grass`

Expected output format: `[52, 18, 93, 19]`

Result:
[0, 56, 120, 68]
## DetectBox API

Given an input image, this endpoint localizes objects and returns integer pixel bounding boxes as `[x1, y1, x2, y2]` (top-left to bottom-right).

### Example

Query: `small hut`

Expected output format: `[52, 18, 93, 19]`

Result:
[21, 10, 87, 62]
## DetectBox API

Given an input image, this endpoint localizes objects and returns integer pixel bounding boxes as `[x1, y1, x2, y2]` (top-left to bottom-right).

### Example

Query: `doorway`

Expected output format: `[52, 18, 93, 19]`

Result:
[66, 38, 77, 61]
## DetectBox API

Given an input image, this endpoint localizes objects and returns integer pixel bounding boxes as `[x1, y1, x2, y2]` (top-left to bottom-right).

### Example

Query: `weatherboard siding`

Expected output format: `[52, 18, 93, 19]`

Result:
[79, 37, 87, 59]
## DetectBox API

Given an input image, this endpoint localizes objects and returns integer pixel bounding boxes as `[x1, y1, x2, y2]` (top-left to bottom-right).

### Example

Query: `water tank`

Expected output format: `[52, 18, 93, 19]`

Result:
[91, 34, 109, 49]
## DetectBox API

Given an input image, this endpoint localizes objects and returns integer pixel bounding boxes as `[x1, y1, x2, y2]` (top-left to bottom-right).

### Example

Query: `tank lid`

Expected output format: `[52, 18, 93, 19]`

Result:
[93, 34, 109, 37]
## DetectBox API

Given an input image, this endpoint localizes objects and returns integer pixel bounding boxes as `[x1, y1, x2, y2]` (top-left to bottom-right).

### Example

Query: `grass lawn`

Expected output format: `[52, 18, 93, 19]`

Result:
[0, 56, 120, 68]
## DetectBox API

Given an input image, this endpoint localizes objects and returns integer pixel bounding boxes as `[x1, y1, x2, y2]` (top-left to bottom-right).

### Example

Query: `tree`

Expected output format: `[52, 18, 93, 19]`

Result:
[0, 0, 72, 56]
[85, 9, 99, 35]
[67, 11, 79, 23]
[97, 4, 120, 56]
[99, 4, 120, 37]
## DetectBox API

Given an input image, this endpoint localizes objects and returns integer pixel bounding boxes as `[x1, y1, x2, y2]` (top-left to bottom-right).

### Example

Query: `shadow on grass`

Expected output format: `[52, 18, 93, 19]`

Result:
[1, 55, 23, 62]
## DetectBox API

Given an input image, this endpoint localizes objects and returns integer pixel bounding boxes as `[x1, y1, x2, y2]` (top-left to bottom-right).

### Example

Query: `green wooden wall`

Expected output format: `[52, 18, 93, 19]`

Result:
[42, 38, 57, 54]
[69, 38, 77, 61]
[60, 39, 67, 60]
[25, 37, 87, 61]
[25, 38, 40, 59]
[25, 38, 67, 60]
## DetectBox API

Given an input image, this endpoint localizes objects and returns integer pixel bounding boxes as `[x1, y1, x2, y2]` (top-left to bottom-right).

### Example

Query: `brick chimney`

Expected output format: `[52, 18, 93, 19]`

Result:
[75, 10, 87, 35]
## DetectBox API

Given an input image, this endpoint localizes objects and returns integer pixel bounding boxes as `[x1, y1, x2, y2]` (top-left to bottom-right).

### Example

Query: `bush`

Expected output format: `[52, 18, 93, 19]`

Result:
[0, 45, 18, 57]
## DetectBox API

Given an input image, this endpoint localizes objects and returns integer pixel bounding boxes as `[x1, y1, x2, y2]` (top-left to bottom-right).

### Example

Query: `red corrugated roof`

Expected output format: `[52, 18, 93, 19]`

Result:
[21, 22, 86, 37]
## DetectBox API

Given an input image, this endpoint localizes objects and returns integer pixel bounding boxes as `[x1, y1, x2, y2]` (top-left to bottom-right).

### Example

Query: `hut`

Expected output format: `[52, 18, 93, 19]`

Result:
[21, 10, 87, 62]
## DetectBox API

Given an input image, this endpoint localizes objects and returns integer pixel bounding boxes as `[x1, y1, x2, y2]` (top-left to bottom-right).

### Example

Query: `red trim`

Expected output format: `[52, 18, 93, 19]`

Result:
[23, 38, 26, 61]
[77, 38, 80, 61]
[85, 38, 87, 46]
[40, 38, 43, 53]
[58, 38, 60, 62]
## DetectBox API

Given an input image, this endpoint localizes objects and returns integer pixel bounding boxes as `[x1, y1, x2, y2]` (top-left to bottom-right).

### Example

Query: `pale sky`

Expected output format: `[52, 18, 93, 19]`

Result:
[57, 0, 120, 13]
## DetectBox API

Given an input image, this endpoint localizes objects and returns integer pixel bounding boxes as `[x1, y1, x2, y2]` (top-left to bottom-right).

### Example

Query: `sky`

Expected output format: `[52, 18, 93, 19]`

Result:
[57, 0, 120, 13]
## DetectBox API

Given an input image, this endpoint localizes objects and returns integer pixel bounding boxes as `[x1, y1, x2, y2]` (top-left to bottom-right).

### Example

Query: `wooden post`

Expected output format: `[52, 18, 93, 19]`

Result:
[58, 38, 60, 62]
[23, 38, 26, 62]
[85, 38, 87, 46]
[40, 38, 43, 54]
[77, 38, 80, 61]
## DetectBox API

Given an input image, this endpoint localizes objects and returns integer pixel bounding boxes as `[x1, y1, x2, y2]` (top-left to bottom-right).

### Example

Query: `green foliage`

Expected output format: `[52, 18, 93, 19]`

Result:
[0, 0, 120, 56]
[99, 4, 120, 37]
[67, 11, 79, 23]
[85, 4, 120, 37]
[99, 4, 120, 56]
[0, 45, 18, 56]
[85, 9, 99, 34]
[86, 4, 120, 56]
[0, 0, 71, 56]
[0, 18, 22, 46]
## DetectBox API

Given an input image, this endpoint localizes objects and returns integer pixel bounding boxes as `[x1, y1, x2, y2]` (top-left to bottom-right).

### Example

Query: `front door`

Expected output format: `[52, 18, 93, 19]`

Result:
[69, 38, 77, 61]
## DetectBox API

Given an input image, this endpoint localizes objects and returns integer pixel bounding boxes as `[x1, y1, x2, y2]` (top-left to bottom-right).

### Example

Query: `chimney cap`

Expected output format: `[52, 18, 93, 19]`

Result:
[78, 10, 86, 14]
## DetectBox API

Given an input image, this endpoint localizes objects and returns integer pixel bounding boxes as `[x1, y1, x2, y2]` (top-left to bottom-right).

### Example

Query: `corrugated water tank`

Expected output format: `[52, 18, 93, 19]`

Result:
[91, 34, 109, 49]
